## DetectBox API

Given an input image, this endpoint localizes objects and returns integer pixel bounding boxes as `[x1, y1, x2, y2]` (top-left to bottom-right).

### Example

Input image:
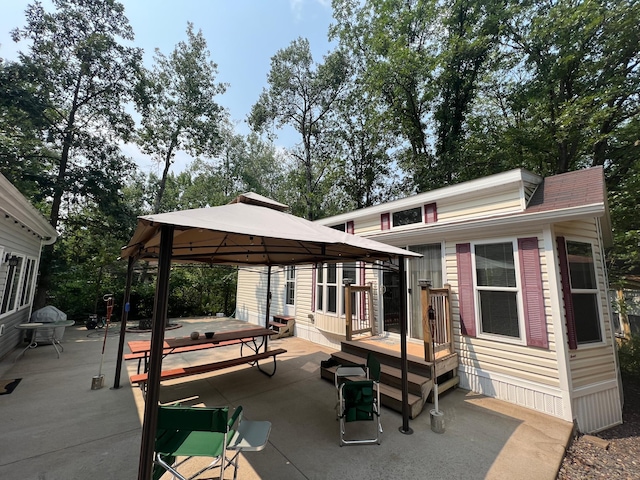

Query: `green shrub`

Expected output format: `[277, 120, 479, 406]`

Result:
[618, 335, 640, 378]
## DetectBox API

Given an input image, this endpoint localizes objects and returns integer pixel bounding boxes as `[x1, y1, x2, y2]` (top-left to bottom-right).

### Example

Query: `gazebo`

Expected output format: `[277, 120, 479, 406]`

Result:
[114, 193, 421, 479]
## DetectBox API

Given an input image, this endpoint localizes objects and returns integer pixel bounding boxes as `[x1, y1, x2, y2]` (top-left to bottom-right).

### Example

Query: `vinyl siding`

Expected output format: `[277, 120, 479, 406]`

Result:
[555, 220, 618, 390]
[236, 267, 269, 325]
[437, 190, 522, 223]
[0, 216, 44, 360]
[448, 234, 561, 390]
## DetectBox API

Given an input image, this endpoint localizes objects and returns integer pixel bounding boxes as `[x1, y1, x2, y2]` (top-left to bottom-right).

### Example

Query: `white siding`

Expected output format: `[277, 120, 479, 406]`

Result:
[0, 215, 44, 360]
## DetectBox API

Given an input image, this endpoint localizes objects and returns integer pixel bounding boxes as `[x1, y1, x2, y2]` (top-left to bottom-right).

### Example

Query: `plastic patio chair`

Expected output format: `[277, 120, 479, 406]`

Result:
[153, 404, 242, 480]
[338, 379, 382, 446]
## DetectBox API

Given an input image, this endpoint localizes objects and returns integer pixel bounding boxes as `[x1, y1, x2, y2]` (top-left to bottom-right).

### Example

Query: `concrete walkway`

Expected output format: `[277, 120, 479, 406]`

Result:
[0, 318, 573, 479]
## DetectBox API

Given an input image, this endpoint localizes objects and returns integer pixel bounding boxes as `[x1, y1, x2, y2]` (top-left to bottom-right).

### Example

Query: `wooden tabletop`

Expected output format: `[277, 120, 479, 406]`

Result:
[127, 326, 276, 354]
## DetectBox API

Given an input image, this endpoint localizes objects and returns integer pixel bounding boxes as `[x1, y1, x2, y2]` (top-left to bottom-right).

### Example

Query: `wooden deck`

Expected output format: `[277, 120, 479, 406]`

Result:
[320, 338, 459, 419]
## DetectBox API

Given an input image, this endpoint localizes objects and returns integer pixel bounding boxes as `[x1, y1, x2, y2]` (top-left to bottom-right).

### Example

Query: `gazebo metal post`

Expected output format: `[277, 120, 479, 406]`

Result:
[264, 265, 272, 350]
[113, 256, 134, 389]
[138, 225, 174, 480]
[265, 265, 272, 327]
[399, 255, 413, 434]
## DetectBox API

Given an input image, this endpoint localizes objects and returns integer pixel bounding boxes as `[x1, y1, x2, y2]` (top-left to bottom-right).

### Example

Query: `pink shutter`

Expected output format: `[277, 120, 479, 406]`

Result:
[518, 237, 548, 348]
[381, 213, 390, 230]
[424, 203, 437, 223]
[456, 243, 476, 337]
[311, 264, 317, 312]
[346, 221, 354, 234]
[556, 237, 577, 350]
[359, 262, 366, 320]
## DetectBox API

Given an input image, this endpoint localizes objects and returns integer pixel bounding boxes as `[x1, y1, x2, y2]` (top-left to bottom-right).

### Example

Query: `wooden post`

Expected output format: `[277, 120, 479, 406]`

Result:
[444, 284, 454, 355]
[344, 281, 353, 340]
[368, 283, 376, 336]
[419, 280, 433, 362]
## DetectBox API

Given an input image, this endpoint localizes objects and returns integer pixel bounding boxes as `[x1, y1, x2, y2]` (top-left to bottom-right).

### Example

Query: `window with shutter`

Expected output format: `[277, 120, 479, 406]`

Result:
[556, 237, 578, 349]
[381, 213, 390, 230]
[518, 237, 548, 348]
[558, 237, 602, 347]
[424, 203, 437, 223]
[456, 244, 476, 336]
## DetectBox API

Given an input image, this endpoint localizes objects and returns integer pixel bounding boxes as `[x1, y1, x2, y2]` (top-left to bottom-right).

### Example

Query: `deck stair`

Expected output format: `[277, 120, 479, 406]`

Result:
[320, 340, 459, 419]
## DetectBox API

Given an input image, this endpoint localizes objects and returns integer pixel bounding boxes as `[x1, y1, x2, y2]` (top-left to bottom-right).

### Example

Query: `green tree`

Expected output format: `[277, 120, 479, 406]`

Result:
[331, 0, 439, 191]
[10, 0, 143, 308]
[136, 22, 227, 214]
[249, 38, 350, 220]
[0, 59, 53, 201]
[433, 0, 505, 185]
[333, 85, 401, 209]
[494, 0, 640, 174]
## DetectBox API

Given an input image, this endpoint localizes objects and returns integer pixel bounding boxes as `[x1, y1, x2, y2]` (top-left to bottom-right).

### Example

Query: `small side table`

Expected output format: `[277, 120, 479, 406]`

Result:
[14, 320, 75, 361]
[227, 420, 271, 480]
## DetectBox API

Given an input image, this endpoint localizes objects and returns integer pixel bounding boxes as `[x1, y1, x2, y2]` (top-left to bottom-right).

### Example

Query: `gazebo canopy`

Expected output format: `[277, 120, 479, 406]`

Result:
[119, 192, 420, 480]
[120, 192, 417, 265]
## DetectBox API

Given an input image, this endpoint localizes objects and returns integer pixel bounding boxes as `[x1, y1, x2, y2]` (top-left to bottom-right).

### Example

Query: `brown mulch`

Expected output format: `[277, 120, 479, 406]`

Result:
[558, 376, 640, 479]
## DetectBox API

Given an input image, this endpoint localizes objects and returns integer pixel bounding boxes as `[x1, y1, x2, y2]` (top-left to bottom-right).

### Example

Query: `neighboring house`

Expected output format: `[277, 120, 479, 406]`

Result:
[0, 173, 58, 360]
[236, 167, 622, 433]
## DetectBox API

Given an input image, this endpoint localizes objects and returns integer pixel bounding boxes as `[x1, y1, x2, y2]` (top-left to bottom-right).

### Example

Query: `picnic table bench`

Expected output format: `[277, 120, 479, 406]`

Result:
[124, 337, 253, 374]
[130, 348, 287, 388]
[127, 326, 286, 393]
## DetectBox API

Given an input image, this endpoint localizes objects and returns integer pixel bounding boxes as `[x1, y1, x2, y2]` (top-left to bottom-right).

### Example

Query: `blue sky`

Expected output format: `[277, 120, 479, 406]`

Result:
[0, 0, 336, 174]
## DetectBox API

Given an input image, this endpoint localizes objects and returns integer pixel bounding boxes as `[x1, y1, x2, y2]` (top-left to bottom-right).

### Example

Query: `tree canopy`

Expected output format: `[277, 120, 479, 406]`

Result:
[1, 0, 639, 317]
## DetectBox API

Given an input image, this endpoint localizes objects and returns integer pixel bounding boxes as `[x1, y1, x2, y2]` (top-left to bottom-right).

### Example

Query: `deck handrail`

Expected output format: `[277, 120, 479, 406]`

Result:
[420, 284, 454, 363]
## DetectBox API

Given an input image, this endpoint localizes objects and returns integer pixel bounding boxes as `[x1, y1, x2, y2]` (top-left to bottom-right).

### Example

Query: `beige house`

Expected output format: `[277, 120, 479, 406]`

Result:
[235, 167, 622, 433]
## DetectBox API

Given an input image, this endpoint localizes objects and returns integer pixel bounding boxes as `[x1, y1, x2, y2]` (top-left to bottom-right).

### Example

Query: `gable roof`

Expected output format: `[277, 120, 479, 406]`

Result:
[0, 173, 57, 244]
[526, 167, 606, 213]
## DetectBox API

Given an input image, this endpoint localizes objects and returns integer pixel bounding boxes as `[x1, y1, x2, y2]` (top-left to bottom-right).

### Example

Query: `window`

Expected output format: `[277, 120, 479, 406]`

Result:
[330, 221, 354, 234]
[327, 264, 337, 313]
[1, 254, 25, 315]
[567, 241, 601, 344]
[393, 207, 422, 227]
[341, 262, 357, 315]
[475, 242, 520, 338]
[285, 266, 295, 306]
[316, 262, 357, 315]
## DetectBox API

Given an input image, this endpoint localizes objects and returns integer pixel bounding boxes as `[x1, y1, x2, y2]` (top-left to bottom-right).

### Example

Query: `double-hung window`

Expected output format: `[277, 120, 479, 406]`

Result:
[285, 266, 295, 306]
[1, 254, 25, 315]
[316, 264, 337, 313]
[475, 242, 521, 339]
[316, 263, 356, 315]
[566, 241, 602, 344]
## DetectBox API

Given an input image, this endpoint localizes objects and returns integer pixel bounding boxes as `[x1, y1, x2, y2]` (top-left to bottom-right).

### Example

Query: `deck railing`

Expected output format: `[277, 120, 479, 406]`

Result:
[420, 283, 454, 362]
[345, 284, 375, 340]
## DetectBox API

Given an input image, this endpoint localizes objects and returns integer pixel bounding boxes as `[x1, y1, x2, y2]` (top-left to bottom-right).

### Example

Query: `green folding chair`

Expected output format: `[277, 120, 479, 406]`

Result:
[153, 405, 242, 480]
[338, 379, 382, 446]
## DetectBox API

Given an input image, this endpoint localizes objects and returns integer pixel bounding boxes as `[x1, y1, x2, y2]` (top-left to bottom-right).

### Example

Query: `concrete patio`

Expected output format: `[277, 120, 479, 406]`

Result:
[0, 317, 573, 479]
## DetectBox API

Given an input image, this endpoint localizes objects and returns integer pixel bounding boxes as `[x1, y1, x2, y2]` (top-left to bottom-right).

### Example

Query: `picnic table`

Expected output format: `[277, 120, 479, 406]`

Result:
[127, 326, 286, 391]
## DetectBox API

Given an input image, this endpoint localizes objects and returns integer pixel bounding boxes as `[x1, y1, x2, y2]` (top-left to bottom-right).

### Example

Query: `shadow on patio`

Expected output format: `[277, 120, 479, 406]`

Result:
[0, 317, 572, 480]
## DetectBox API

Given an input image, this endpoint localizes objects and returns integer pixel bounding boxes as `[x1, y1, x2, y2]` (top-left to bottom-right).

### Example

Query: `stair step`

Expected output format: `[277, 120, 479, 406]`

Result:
[329, 351, 433, 398]
[340, 341, 434, 377]
[320, 365, 427, 419]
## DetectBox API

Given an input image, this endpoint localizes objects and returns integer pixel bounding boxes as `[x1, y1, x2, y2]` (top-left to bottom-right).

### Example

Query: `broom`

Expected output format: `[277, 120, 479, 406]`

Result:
[91, 294, 114, 390]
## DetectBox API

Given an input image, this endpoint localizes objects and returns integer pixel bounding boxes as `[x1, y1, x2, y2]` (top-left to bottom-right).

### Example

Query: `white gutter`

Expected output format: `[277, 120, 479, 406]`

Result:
[363, 203, 606, 244]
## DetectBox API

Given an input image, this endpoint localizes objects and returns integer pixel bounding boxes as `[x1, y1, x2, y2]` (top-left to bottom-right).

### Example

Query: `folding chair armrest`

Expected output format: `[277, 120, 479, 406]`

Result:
[228, 405, 243, 429]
